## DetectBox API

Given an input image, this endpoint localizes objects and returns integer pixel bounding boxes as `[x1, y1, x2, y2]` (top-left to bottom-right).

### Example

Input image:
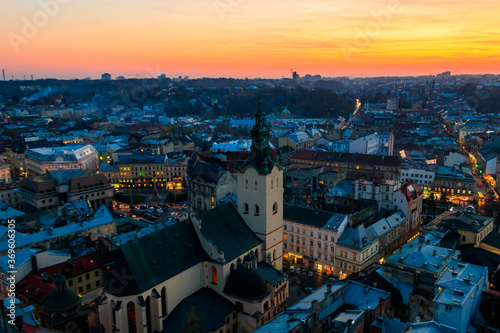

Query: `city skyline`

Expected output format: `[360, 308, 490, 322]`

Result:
[2, 0, 500, 80]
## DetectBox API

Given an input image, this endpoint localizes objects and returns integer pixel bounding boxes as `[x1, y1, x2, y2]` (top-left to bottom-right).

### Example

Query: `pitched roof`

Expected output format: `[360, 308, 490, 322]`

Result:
[283, 204, 334, 228]
[431, 210, 494, 233]
[197, 202, 262, 262]
[106, 220, 209, 296]
[292, 150, 402, 167]
[162, 288, 235, 333]
[481, 232, 500, 249]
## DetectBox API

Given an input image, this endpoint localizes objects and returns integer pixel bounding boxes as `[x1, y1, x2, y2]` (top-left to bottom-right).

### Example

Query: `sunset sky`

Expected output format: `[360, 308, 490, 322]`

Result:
[2, 0, 500, 79]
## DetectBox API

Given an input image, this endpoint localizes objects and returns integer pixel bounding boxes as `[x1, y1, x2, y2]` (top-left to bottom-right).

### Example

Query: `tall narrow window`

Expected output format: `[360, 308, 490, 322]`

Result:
[127, 302, 136, 333]
[111, 301, 116, 326]
[243, 203, 249, 214]
[273, 202, 278, 214]
[254, 205, 260, 216]
[212, 266, 218, 284]
[161, 287, 167, 316]
[146, 297, 152, 333]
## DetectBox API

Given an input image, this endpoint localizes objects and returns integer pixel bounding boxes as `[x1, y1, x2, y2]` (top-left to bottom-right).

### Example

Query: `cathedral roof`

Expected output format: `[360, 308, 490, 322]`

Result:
[224, 265, 269, 300]
[197, 202, 262, 262]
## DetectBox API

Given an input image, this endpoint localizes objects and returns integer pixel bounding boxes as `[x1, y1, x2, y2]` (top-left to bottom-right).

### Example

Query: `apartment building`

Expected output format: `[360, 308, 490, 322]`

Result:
[25, 145, 99, 176]
[16, 170, 114, 213]
[353, 180, 423, 234]
[291, 151, 401, 181]
[349, 133, 394, 156]
[283, 204, 348, 275]
[118, 154, 167, 189]
[433, 260, 488, 333]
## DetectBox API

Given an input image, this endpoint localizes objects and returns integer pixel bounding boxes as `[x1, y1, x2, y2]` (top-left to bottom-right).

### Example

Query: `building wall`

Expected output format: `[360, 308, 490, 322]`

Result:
[401, 168, 435, 188]
[444, 152, 466, 167]
[0, 165, 11, 183]
[283, 218, 347, 275]
[238, 165, 283, 270]
[335, 241, 379, 278]
[119, 163, 166, 189]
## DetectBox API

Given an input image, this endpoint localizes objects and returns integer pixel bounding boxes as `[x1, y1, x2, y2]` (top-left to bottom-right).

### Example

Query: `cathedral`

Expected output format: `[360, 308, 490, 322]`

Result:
[98, 104, 288, 333]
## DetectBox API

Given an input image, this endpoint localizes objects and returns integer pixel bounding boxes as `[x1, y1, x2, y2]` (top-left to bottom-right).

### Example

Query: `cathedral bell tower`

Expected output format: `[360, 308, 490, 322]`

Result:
[237, 100, 283, 270]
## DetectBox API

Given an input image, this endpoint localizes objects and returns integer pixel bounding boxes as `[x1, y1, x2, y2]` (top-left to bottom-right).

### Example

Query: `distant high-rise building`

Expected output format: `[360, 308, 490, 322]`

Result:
[157, 73, 166, 80]
[101, 73, 111, 80]
[116, 75, 125, 80]
[292, 71, 299, 81]
[386, 97, 399, 110]
[436, 71, 451, 80]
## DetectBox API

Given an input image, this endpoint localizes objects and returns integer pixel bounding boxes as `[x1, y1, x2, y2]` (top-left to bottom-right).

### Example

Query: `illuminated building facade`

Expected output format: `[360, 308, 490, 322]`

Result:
[118, 154, 167, 189]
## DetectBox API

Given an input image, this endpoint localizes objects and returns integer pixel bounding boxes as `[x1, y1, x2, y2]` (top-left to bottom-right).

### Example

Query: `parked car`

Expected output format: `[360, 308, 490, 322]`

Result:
[290, 266, 295, 273]
[296, 268, 301, 275]
[305, 287, 314, 293]
[302, 270, 307, 275]
[308, 271, 313, 277]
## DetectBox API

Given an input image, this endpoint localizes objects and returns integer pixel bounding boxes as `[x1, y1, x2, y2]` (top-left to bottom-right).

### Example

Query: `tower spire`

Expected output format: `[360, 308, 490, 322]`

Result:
[240, 98, 277, 174]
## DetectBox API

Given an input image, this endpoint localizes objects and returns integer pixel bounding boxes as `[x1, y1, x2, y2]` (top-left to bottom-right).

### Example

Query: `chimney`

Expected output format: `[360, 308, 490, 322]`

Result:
[418, 246, 422, 251]
[48, 226, 54, 236]
[418, 235, 425, 243]
[433, 250, 437, 256]
[399, 247, 403, 253]
[31, 255, 38, 273]
[426, 240, 430, 245]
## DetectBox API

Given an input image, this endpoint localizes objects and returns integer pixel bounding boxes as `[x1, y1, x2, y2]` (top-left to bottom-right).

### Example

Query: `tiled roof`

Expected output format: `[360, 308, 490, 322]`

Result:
[386, 243, 459, 274]
[197, 202, 262, 262]
[106, 220, 209, 296]
[292, 150, 402, 167]
[0, 205, 115, 253]
[162, 288, 235, 333]
[283, 204, 334, 228]
[431, 210, 494, 233]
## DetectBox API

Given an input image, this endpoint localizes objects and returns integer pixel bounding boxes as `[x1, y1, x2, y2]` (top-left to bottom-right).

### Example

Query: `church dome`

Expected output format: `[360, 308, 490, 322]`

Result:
[236, 139, 248, 151]
[42, 274, 81, 312]
[224, 265, 268, 300]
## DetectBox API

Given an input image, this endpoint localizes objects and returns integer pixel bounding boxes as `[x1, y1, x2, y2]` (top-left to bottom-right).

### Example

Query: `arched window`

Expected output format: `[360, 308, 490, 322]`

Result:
[273, 202, 278, 214]
[254, 205, 260, 216]
[111, 300, 116, 326]
[255, 180, 257, 190]
[271, 179, 273, 189]
[273, 249, 276, 260]
[127, 302, 136, 333]
[212, 266, 218, 284]
[243, 203, 249, 214]
[246, 179, 248, 189]
[255, 249, 259, 261]
[264, 301, 269, 311]
[161, 287, 167, 317]
[230, 263, 234, 272]
[146, 297, 152, 333]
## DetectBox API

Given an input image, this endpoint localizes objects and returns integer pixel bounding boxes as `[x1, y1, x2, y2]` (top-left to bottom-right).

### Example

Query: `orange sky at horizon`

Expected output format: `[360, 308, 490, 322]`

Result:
[1, 0, 499, 79]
